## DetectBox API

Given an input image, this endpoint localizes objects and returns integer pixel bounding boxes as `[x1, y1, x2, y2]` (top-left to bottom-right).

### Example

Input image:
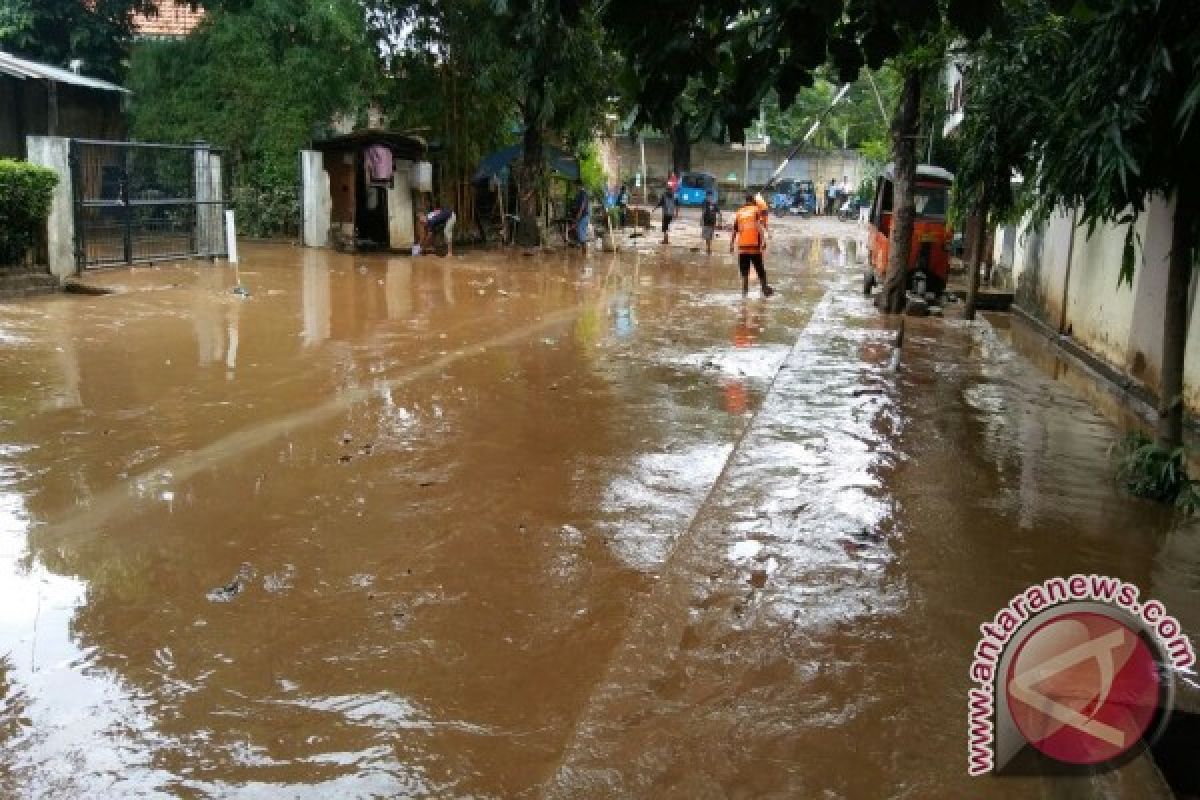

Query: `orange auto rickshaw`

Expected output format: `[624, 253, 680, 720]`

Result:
[863, 164, 954, 296]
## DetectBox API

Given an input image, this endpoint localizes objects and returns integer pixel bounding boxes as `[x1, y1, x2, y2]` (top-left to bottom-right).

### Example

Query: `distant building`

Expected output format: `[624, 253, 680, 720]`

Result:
[0, 50, 129, 158]
[132, 2, 206, 40]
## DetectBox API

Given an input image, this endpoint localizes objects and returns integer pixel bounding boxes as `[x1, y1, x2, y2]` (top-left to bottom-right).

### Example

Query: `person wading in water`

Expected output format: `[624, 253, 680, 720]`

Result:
[730, 193, 775, 297]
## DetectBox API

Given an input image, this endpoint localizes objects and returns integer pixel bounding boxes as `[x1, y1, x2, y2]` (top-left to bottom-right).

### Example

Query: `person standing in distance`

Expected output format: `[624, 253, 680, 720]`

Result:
[571, 179, 591, 255]
[700, 190, 722, 255]
[652, 185, 677, 245]
[730, 193, 775, 297]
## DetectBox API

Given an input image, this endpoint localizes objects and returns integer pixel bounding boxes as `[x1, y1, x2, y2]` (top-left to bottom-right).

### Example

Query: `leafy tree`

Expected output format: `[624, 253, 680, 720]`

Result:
[954, 0, 1198, 451]
[952, 2, 1066, 319]
[602, 3, 740, 173]
[366, 0, 517, 219]
[762, 67, 899, 153]
[486, 0, 612, 246]
[826, 1, 1004, 313]
[128, 0, 381, 233]
[0, 0, 163, 81]
[1024, 0, 1200, 449]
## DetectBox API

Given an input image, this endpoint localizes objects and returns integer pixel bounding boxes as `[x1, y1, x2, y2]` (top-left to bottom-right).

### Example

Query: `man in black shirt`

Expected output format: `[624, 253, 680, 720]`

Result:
[652, 187, 677, 245]
[700, 191, 722, 255]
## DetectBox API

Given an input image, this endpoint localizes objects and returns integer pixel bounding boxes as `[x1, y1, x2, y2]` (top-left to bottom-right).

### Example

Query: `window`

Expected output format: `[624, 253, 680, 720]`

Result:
[915, 186, 949, 218]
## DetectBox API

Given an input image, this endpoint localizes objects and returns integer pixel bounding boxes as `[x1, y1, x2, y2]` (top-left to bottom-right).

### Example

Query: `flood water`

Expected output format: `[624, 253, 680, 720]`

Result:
[0, 229, 1196, 798]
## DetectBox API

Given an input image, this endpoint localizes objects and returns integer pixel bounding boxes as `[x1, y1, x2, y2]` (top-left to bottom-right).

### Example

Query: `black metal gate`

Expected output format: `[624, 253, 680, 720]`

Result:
[70, 139, 228, 268]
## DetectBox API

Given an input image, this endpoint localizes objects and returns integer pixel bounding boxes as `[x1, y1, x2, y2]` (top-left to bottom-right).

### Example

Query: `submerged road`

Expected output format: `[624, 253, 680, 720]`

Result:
[0, 222, 1194, 798]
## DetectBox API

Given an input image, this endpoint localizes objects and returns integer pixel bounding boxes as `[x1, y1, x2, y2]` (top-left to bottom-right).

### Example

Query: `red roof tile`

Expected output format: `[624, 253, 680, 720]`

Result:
[133, 3, 205, 38]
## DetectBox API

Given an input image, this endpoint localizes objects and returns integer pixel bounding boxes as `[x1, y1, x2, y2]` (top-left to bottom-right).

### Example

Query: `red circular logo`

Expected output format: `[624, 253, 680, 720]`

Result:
[1005, 612, 1161, 765]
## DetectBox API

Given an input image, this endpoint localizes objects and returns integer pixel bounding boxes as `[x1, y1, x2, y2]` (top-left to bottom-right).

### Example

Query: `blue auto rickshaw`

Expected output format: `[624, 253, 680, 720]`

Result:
[676, 171, 718, 207]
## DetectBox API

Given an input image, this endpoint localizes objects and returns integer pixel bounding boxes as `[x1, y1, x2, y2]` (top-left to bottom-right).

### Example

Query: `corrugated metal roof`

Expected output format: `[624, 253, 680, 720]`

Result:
[0, 50, 130, 93]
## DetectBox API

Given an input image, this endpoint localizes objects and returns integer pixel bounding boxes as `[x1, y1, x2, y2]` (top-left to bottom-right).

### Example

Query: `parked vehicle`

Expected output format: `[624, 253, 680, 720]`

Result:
[769, 189, 795, 216]
[863, 164, 955, 296]
[767, 180, 817, 217]
[767, 179, 817, 216]
[676, 171, 719, 207]
[794, 179, 817, 213]
[837, 197, 863, 222]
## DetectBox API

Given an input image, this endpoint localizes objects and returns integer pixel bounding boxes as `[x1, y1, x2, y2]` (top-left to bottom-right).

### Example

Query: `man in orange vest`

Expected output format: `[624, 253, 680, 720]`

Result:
[730, 193, 775, 297]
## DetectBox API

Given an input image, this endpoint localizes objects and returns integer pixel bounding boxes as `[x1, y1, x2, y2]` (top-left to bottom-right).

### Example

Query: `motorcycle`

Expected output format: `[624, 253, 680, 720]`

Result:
[770, 190, 814, 218]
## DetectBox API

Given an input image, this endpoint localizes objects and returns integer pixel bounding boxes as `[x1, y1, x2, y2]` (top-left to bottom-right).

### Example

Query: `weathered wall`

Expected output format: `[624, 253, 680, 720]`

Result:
[24, 135, 75, 280]
[1062, 212, 1141, 369]
[387, 159, 414, 249]
[1012, 195, 1200, 414]
[0, 78, 126, 158]
[57, 84, 126, 142]
[596, 136, 866, 205]
[0, 78, 22, 157]
[300, 150, 330, 248]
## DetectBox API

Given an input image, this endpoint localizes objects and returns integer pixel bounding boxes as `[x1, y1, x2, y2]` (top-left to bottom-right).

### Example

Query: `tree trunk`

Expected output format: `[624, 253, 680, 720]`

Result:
[880, 68, 923, 314]
[1157, 188, 1196, 449]
[670, 120, 692, 173]
[964, 204, 987, 321]
[516, 121, 544, 247]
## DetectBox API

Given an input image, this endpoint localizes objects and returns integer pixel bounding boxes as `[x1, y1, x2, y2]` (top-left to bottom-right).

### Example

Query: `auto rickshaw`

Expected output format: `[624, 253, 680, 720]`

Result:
[676, 171, 719, 207]
[863, 164, 954, 295]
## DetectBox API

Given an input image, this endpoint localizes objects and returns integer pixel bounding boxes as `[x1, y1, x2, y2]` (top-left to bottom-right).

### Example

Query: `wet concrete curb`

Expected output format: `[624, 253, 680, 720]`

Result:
[545, 271, 1178, 798]
[1011, 304, 1160, 425]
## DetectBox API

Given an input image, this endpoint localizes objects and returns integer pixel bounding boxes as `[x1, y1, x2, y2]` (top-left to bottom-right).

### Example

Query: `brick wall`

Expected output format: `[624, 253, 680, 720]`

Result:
[133, 2, 205, 38]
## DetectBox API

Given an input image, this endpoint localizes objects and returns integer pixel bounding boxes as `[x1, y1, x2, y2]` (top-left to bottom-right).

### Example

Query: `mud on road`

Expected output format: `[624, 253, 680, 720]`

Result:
[0, 216, 1193, 798]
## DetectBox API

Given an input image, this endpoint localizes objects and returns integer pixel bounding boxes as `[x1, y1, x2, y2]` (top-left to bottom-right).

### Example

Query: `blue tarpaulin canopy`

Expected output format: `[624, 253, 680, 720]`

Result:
[473, 144, 580, 185]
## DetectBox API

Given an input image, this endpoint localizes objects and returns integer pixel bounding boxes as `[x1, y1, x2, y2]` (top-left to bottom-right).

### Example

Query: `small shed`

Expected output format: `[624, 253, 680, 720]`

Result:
[301, 130, 429, 252]
[0, 50, 128, 158]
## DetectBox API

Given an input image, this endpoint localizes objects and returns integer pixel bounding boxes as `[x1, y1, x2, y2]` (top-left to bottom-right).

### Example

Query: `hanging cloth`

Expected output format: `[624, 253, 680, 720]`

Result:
[364, 144, 394, 187]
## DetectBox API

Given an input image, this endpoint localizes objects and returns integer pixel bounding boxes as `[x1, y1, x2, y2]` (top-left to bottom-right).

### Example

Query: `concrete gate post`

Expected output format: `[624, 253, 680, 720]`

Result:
[300, 150, 331, 248]
[194, 142, 225, 257]
[25, 135, 76, 281]
[207, 151, 224, 256]
[389, 159, 414, 250]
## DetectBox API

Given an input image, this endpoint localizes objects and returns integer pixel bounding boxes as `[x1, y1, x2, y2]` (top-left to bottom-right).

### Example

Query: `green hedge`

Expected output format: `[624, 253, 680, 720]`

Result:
[0, 160, 58, 265]
[232, 181, 300, 239]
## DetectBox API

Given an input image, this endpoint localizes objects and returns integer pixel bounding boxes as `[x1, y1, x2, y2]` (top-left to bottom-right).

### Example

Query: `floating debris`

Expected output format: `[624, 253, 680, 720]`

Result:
[207, 563, 256, 603]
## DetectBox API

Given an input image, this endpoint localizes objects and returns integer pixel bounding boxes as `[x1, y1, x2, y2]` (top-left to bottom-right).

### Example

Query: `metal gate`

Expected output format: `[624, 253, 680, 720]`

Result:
[70, 139, 228, 268]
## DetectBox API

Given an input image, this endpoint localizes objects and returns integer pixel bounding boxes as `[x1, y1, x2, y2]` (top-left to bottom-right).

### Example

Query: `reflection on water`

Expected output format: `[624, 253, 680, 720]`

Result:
[384, 258, 412, 320]
[0, 239, 822, 796]
[301, 249, 331, 347]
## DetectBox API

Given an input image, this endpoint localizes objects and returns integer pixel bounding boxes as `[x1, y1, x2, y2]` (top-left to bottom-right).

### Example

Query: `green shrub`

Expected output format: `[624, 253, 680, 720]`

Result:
[0, 160, 58, 265]
[579, 142, 608, 195]
[232, 181, 299, 239]
[1114, 431, 1200, 514]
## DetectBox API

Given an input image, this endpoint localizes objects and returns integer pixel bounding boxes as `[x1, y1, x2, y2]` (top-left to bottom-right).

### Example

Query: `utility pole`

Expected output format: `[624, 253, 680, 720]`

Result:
[764, 83, 851, 192]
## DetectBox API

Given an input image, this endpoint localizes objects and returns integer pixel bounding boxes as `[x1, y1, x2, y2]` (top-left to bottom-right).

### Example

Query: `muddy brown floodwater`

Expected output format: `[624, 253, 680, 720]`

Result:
[0, 219, 1196, 799]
